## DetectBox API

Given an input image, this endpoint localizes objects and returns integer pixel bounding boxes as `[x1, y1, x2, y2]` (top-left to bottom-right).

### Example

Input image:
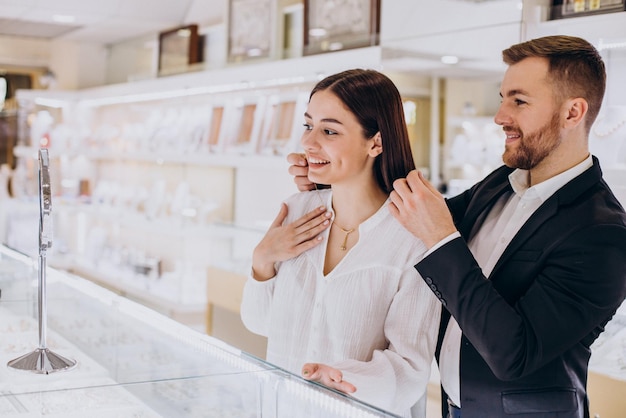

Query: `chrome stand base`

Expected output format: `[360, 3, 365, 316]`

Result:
[8, 348, 77, 374]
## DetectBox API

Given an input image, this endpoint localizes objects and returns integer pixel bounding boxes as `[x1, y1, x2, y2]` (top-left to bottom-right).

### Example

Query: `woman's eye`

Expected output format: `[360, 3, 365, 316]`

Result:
[514, 98, 527, 106]
[324, 129, 337, 135]
[303, 123, 312, 130]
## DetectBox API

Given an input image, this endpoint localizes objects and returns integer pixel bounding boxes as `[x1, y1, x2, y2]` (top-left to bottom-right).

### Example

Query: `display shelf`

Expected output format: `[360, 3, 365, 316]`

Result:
[70, 258, 206, 311]
[13, 145, 292, 170]
[525, 8, 626, 41]
[443, 115, 504, 197]
[53, 218, 264, 331]
[55, 200, 217, 239]
[73, 46, 381, 104]
[0, 245, 400, 418]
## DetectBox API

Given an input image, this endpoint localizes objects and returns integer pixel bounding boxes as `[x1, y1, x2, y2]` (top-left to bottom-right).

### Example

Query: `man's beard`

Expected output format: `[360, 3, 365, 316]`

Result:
[503, 112, 562, 170]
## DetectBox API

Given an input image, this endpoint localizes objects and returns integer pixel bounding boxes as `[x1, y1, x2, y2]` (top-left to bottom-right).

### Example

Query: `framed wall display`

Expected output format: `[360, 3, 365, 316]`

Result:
[304, 0, 380, 55]
[223, 97, 268, 155]
[228, 0, 274, 62]
[206, 105, 225, 153]
[550, 0, 625, 20]
[281, 4, 304, 59]
[158, 24, 202, 75]
[257, 92, 309, 156]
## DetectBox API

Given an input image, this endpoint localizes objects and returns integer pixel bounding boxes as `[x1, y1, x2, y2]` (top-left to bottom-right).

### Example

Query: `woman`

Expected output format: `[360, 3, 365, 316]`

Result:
[240, 69, 440, 417]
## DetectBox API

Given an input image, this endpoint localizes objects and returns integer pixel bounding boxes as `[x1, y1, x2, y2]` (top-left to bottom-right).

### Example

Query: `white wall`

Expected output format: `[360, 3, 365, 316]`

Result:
[381, 0, 522, 42]
[0, 35, 51, 68]
[105, 35, 158, 84]
[49, 40, 108, 90]
[0, 35, 108, 90]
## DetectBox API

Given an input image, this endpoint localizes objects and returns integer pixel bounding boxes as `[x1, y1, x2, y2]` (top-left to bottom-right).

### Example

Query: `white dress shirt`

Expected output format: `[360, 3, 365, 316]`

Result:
[439, 155, 593, 407]
[241, 189, 441, 417]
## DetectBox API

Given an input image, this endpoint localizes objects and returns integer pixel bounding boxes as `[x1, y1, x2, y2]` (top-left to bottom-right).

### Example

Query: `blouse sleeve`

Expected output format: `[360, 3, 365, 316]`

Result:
[331, 268, 441, 415]
[240, 275, 276, 336]
[240, 193, 306, 336]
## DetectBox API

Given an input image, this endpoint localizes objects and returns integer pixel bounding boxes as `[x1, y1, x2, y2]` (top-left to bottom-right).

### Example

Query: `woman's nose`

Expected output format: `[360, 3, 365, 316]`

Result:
[301, 130, 318, 149]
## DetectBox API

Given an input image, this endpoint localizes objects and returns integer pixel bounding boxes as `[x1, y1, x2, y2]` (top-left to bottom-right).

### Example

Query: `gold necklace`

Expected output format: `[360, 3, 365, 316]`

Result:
[333, 223, 355, 251]
[313, 184, 355, 251]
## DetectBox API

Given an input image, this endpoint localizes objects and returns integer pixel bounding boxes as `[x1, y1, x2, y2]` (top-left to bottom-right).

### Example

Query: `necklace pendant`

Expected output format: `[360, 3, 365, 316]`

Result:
[339, 230, 352, 251]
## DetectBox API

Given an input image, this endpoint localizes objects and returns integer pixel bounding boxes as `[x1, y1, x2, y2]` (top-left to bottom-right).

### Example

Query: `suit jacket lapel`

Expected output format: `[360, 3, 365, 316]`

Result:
[458, 175, 512, 240]
[489, 157, 603, 278]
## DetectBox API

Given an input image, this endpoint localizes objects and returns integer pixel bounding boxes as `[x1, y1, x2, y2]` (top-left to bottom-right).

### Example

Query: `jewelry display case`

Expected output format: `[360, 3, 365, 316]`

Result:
[0, 245, 399, 417]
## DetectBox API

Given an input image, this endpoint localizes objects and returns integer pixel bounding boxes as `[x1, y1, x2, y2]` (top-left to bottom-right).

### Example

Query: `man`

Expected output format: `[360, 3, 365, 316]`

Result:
[287, 35, 626, 417]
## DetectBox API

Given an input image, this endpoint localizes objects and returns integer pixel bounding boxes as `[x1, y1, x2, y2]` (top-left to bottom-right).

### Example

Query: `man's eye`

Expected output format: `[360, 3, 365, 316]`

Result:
[514, 99, 527, 106]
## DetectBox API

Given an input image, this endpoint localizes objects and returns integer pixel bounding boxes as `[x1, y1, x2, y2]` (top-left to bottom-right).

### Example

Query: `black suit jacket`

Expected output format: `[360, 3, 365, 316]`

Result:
[416, 157, 626, 418]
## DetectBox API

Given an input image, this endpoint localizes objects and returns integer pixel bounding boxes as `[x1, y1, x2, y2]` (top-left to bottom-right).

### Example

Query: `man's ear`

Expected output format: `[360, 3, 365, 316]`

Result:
[564, 97, 588, 129]
[369, 132, 383, 157]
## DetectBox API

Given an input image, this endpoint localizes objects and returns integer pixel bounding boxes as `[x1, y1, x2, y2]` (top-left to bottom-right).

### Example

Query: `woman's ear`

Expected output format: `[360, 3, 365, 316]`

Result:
[369, 132, 383, 157]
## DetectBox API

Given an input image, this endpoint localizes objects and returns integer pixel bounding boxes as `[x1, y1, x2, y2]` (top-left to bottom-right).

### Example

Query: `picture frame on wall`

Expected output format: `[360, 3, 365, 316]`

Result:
[304, 0, 380, 56]
[228, 0, 274, 62]
[158, 24, 202, 75]
[550, 0, 626, 20]
[222, 96, 268, 155]
[206, 104, 225, 153]
[256, 92, 309, 156]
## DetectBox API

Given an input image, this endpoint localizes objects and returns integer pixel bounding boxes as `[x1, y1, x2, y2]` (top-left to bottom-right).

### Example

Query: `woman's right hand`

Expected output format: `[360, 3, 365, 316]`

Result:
[251, 203, 331, 281]
[287, 153, 315, 191]
[302, 363, 357, 394]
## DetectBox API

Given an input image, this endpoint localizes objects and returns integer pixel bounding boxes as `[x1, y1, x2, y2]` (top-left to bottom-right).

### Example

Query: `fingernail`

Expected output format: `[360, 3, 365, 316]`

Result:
[317, 235, 323, 241]
[319, 206, 325, 211]
[325, 212, 332, 218]
[323, 220, 329, 225]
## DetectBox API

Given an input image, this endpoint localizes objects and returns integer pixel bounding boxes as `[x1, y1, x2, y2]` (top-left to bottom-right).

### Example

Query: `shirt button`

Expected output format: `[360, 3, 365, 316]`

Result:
[425, 277, 433, 284]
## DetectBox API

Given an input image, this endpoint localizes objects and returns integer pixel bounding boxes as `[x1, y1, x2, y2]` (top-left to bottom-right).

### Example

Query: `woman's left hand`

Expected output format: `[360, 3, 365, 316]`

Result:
[301, 363, 357, 394]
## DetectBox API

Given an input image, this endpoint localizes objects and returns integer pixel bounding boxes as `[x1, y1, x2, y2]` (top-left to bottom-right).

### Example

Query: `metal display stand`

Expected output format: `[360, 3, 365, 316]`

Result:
[7, 148, 77, 374]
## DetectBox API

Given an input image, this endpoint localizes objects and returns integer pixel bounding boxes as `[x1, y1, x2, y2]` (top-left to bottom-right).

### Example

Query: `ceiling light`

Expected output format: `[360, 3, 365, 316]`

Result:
[309, 28, 327, 37]
[52, 14, 76, 23]
[441, 55, 459, 65]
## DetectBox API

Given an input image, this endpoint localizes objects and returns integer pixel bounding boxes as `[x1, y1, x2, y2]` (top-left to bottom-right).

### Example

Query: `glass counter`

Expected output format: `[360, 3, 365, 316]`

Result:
[0, 245, 399, 417]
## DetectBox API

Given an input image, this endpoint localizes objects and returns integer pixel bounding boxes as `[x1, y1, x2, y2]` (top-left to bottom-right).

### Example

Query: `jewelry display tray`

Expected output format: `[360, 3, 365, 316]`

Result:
[0, 245, 398, 418]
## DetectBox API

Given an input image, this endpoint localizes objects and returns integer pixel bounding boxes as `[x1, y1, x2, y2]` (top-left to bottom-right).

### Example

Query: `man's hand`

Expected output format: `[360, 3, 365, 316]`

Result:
[287, 153, 315, 191]
[389, 169, 457, 249]
[251, 203, 331, 281]
[302, 363, 357, 394]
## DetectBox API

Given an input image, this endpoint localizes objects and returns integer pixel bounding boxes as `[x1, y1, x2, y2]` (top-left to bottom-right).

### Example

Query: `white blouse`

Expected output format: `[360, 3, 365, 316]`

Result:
[240, 189, 441, 417]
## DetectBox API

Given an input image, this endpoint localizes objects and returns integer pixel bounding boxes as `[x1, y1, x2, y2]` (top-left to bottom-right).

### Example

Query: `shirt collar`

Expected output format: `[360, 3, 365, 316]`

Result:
[508, 154, 593, 202]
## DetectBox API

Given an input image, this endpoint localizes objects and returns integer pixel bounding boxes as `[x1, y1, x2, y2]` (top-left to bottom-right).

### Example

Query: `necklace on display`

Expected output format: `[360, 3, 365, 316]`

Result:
[592, 107, 626, 138]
